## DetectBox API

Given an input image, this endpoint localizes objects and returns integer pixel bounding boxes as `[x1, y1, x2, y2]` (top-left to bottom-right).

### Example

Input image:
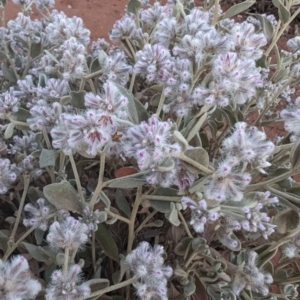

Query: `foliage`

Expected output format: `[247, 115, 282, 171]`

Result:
[0, 0, 300, 299]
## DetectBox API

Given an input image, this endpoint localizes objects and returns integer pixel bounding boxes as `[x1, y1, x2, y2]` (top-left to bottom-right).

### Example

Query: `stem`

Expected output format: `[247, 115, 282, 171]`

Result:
[92, 232, 96, 273]
[105, 208, 131, 224]
[125, 38, 136, 62]
[141, 194, 182, 202]
[104, 170, 151, 188]
[4, 212, 57, 260]
[89, 150, 106, 209]
[212, 0, 220, 26]
[69, 154, 85, 204]
[8, 118, 29, 128]
[156, 87, 165, 117]
[175, 153, 214, 175]
[178, 210, 193, 238]
[79, 78, 86, 91]
[246, 170, 295, 191]
[129, 73, 136, 93]
[84, 69, 103, 80]
[135, 210, 158, 234]
[63, 247, 70, 275]
[254, 80, 291, 125]
[82, 277, 137, 299]
[88, 79, 96, 94]
[21, 39, 32, 79]
[7, 175, 30, 247]
[176, 116, 183, 128]
[127, 186, 142, 254]
[71, 248, 78, 263]
[266, 7, 300, 56]
[269, 186, 300, 203]
[42, 127, 52, 149]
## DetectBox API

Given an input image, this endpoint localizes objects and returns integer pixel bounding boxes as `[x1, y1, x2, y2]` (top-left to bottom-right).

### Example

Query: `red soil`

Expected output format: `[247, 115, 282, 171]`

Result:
[5, 0, 128, 41]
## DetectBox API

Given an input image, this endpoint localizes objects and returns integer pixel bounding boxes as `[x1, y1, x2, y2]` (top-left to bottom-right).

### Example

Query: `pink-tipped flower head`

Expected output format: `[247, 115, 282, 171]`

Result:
[0, 255, 41, 300]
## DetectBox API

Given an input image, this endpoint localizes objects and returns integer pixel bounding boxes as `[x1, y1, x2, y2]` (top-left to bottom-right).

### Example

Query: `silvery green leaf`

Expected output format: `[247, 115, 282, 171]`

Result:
[4, 123, 15, 139]
[150, 187, 179, 213]
[91, 57, 101, 73]
[70, 90, 86, 109]
[108, 177, 146, 188]
[34, 228, 44, 245]
[186, 112, 207, 142]
[144, 220, 164, 228]
[0, 51, 8, 60]
[39, 149, 57, 168]
[44, 49, 59, 64]
[38, 73, 47, 87]
[182, 147, 210, 174]
[43, 180, 82, 212]
[127, 0, 141, 14]
[98, 50, 108, 66]
[1, 64, 17, 82]
[85, 278, 110, 291]
[222, 0, 255, 19]
[255, 244, 278, 268]
[150, 93, 161, 107]
[290, 136, 300, 170]
[98, 211, 107, 223]
[99, 191, 111, 209]
[208, 120, 218, 141]
[13, 108, 31, 122]
[165, 202, 180, 226]
[155, 158, 175, 172]
[273, 66, 290, 82]
[55, 253, 65, 266]
[255, 14, 274, 41]
[184, 280, 196, 297]
[27, 186, 44, 203]
[273, 209, 300, 234]
[278, 2, 291, 23]
[95, 224, 119, 263]
[173, 130, 189, 151]
[22, 242, 49, 262]
[115, 189, 131, 218]
[60, 95, 71, 105]
[174, 237, 193, 256]
[31, 42, 42, 59]
[133, 97, 149, 122]
[110, 80, 149, 123]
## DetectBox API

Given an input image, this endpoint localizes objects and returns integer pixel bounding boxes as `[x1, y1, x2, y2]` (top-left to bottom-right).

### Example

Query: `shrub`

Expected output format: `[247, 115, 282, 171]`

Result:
[0, 0, 300, 299]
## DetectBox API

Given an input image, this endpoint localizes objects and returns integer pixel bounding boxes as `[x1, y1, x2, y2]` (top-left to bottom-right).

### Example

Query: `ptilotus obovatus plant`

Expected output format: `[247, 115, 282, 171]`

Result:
[1, 0, 300, 299]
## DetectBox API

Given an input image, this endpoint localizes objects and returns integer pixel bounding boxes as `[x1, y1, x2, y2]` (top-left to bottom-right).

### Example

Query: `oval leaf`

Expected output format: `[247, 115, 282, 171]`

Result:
[95, 223, 119, 263]
[43, 180, 82, 212]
